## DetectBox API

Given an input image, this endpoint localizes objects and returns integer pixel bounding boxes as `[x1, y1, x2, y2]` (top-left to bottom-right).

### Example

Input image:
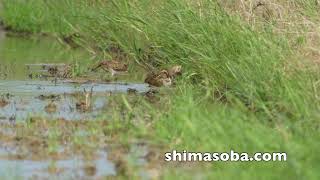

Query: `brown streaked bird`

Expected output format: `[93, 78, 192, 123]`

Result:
[47, 66, 58, 76]
[144, 70, 172, 87]
[46, 64, 72, 78]
[167, 65, 182, 78]
[92, 60, 128, 76]
[144, 65, 182, 87]
[61, 64, 73, 78]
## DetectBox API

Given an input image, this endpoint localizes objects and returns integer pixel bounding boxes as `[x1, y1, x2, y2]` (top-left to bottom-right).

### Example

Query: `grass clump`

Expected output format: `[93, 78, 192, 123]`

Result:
[73, 0, 319, 122]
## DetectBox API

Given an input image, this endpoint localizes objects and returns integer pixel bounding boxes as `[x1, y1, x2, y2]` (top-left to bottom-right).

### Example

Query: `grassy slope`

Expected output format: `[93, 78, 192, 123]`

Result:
[1, 0, 320, 179]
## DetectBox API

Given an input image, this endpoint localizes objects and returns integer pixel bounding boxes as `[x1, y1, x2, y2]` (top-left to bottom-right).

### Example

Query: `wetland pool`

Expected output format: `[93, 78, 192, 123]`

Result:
[0, 30, 153, 179]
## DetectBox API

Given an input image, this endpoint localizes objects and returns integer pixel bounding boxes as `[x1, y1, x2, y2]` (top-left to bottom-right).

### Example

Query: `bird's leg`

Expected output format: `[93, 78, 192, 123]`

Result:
[109, 68, 116, 77]
[90, 86, 94, 98]
[54, 74, 57, 86]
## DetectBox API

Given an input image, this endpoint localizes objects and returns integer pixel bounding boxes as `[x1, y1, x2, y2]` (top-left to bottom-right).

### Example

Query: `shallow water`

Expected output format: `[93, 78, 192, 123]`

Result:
[0, 33, 91, 80]
[0, 80, 148, 121]
[0, 80, 148, 95]
[0, 152, 116, 179]
[0, 33, 149, 121]
[0, 31, 151, 178]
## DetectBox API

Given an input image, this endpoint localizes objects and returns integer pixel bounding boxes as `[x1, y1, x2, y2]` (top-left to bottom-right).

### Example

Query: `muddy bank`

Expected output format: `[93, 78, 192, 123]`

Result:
[0, 117, 163, 179]
[0, 24, 167, 179]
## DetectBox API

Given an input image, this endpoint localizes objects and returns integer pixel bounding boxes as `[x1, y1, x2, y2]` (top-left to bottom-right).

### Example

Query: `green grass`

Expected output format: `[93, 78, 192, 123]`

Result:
[155, 85, 320, 179]
[1, 0, 320, 179]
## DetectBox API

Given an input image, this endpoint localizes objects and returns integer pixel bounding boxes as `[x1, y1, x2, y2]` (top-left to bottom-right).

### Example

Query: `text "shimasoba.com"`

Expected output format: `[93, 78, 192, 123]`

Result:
[164, 150, 287, 162]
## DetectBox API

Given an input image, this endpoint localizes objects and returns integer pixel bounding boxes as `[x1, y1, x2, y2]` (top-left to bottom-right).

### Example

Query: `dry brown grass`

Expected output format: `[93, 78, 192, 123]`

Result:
[218, 0, 320, 63]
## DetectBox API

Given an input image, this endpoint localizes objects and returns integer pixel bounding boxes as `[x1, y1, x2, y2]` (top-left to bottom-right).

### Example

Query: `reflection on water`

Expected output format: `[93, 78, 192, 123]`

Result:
[0, 80, 149, 121]
[0, 80, 148, 95]
[0, 33, 91, 80]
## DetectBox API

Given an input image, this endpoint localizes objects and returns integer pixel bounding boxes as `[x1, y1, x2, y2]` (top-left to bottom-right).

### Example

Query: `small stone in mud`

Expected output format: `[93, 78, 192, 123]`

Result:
[27, 117, 42, 124]
[45, 101, 57, 113]
[5, 93, 14, 99]
[144, 89, 160, 102]
[15, 136, 23, 141]
[9, 115, 16, 122]
[144, 89, 158, 96]
[48, 162, 65, 174]
[37, 94, 61, 101]
[115, 158, 130, 177]
[83, 164, 97, 176]
[0, 98, 9, 108]
[127, 88, 137, 95]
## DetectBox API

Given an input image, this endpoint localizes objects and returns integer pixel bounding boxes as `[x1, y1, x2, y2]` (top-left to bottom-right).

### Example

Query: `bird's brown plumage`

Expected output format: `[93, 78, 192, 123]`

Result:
[0, 98, 9, 108]
[92, 60, 128, 72]
[145, 70, 171, 87]
[144, 65, 182, 87]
